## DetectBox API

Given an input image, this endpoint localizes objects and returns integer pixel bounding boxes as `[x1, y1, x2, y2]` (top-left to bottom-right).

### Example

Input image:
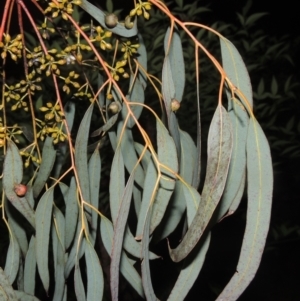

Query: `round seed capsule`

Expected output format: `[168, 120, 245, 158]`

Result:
[105, 14, 118, 28]
[14, 184, 27, 197]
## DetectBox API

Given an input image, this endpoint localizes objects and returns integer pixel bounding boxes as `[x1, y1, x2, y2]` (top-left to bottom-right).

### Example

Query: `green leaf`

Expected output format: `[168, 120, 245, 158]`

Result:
[216, 118, 273, 300]
[164, 27, 185, 102]
[80, 0, 138, 37]
[169, 106, 233, 262]
[150, 120, 178, 233]
[220, 37, 253, 109]
[3, 140, 35, 228]
[0, 267, 18, 301]
[35, 187, 54, 292]
[75, 104, 94, 215]
[167, 233, 211, 301]
[136, 157, 157, 239]
[52, 207, 65, 300]
[74, 261, 86, 301]
[88, 146, 101, 238]
[4, 231, 20, 285]
[137, 33, 147, 88]
[63, 177, 79, 250]
[117, 123, 145, 187]
[245, 12, 268, 27]
[7, 210, 28, 257]
[85, 241, 104, 301]
[110, 173, 135, 301]
[33, 137, 56, 198]
[109, 147, 125, 225]
[65, 219, 86, 278]
[141, 206, 160, 301]
[24, 236, 36, 295]
[217, 98, 249, 219]
[99, 215, 144, 297]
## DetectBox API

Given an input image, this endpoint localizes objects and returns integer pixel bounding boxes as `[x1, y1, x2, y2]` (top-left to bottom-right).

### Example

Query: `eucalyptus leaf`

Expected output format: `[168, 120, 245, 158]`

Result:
[85, 241, 104, 301]
[4, 231, 20, 285]
[33, 137, 56, 198]
[3, 140, 35, 228]
[75, 103, 94, 214]
[35, 187, 54, 292]
[63, 177, 79, 250]
[24, 236, 36, 295]
[216, 118, 273, 300]
[169, 106, 233, 262]
[220, 37, 253, 109]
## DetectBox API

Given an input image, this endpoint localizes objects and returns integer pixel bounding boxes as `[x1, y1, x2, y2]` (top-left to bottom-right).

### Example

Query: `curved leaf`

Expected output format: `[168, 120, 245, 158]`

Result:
[216, 118, 273, 300]
[217, 98, 249, 219]
[220, 37, 253, 108]
[169, 106, 233, 262]
[167, 233, 211, 301]
[35, 187, 54, 292]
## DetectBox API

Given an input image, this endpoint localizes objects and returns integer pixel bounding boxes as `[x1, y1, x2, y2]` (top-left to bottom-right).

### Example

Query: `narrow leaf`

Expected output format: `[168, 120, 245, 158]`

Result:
[85, 242, 104, 301]
[117, 123, 145, 187]
[110, 173, 135, 301]
[164, 27, 185, 102]
[24, 236, 36, 295]
[33, 137, 56, 198]
[88, 146, 101, 236]
[216, 118, 273, 300]
[220, 37, 253, 108]
[167, 233, 211, 301]
[100, 215, 144, 297]
[141, 206, 160, 301]
[4, 231, 20, 285]
[75, 104, 94, 214]
[63, 177, 79, 249]
[35, 188, 54, 292]
[169, 106, 233, 262]
[217, 98, 249, 219]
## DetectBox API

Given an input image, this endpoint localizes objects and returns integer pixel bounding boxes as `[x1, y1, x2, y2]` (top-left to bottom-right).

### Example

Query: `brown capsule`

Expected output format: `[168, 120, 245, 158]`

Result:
[105, 13, 118, 28]
[14, 183, 27, 197]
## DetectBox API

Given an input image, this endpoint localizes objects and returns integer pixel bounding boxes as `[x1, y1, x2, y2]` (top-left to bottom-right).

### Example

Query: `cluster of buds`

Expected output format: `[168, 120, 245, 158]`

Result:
[0, 33, 22, 61]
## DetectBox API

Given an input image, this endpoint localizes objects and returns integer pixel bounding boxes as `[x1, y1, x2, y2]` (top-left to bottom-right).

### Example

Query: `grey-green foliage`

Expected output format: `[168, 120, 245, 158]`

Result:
[0, 0, 275, 300]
